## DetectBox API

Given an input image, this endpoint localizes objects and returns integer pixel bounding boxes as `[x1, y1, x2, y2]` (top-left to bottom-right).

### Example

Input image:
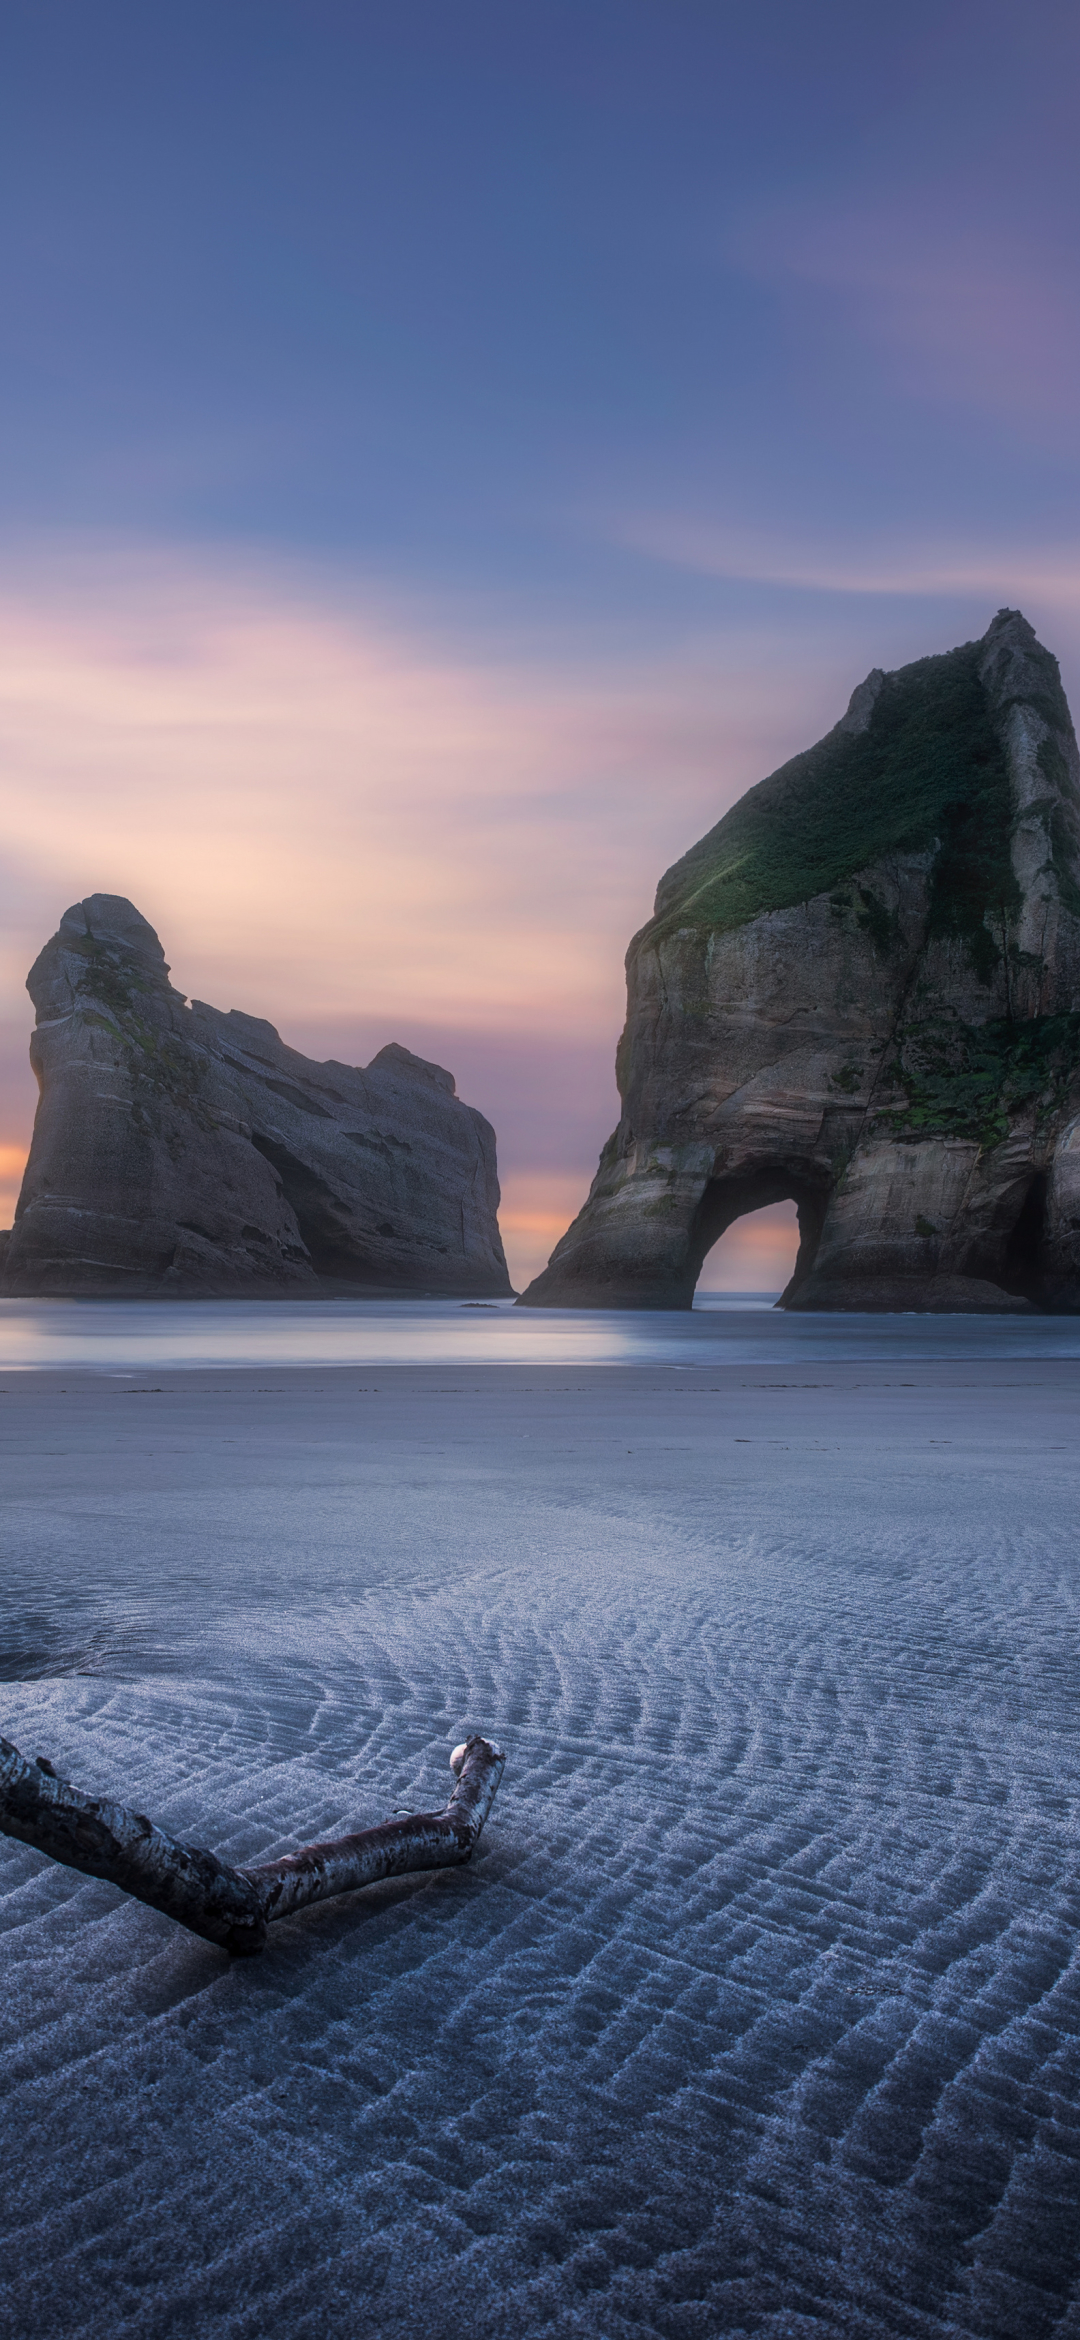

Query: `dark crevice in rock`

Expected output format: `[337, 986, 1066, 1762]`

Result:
[999, 1173, 1049, 1303]
[249, 1135, 374, 1283]
[248, 1076, 336, 1119]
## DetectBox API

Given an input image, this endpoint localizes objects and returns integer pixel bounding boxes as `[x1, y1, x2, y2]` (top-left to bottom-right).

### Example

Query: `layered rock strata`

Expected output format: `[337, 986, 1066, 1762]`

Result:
[2, 896, 512, 1298]
[522, 609, 1080, 1312]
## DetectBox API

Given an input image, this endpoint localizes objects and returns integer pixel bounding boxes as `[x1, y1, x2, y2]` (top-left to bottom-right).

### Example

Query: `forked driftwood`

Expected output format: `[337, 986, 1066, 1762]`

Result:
[0, 1732, 505, 1955]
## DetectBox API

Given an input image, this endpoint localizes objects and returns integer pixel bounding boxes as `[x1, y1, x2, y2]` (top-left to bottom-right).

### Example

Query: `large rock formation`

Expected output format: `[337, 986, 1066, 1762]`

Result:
[2, 896, 512, 1298]
[522, 609, 1080, 1312]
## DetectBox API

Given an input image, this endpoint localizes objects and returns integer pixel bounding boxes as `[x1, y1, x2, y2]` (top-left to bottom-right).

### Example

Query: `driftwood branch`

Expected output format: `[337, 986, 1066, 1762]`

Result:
[0, 1733, 505, 1955]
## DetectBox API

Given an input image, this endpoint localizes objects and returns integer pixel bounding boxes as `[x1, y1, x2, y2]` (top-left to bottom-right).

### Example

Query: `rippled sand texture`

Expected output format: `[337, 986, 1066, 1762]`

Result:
[1, 1363, 1079, 2339]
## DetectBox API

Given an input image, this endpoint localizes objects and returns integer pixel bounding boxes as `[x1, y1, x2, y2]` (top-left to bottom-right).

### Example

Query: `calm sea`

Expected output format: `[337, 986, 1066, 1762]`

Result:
[1, 1292, 1079, 1369]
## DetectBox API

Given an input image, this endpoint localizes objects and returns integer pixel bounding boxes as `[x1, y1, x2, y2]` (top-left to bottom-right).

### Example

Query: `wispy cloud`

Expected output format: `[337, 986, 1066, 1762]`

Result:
[728, 195, 1080, 437]
[0, 540, 687, 1031]
[614, 515, 1080, 620]
[0, 538, 848, 1017]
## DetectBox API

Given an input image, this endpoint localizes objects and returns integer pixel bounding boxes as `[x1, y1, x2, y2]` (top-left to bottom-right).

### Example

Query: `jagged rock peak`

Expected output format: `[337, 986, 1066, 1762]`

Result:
[521, 611, 1080, 1313]
[3, 895, 512, 1299]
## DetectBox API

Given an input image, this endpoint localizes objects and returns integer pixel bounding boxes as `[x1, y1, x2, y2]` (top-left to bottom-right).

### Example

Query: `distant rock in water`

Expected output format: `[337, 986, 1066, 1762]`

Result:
[521, 609, 1080, 1312]
[3, 896, 512, 1299]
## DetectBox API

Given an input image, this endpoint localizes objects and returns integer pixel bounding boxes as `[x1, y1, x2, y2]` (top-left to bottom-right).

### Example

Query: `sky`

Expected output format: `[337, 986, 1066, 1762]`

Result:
[2, 0, 1079, 1290]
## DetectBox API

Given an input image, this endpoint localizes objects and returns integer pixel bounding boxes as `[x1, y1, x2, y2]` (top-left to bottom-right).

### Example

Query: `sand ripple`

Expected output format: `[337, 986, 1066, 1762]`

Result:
[0, 1362, 1078, 2336]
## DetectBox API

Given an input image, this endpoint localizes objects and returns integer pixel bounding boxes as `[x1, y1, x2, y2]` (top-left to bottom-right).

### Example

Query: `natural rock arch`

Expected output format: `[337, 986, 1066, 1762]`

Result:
[521, 611, 1080, 1313]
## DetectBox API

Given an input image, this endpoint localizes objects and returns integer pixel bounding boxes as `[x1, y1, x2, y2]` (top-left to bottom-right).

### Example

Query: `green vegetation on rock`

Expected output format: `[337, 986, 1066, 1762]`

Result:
[74, 939, 210, 1132]
[889, 1012, 1080, 1149]
[644, 641, 1021, 969]
[74, 939, 150, 1021]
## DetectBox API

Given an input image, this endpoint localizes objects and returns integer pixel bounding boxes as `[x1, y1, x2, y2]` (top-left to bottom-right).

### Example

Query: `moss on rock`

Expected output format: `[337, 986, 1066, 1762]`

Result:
[644, 641, 1020, 970]
[888, 1012, 1080, 1149]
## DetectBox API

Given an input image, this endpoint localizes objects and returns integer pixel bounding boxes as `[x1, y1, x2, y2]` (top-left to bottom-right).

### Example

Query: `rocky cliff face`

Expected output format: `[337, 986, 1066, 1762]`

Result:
[521, 609, 1080, 1312]
[2, 896, 512, 1298]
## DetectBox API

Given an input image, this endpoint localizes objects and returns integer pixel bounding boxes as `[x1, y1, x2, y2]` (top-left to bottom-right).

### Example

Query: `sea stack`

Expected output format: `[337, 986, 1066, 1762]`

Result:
[521, 610, 1080, 1311]
[2, 895, 512, 1298]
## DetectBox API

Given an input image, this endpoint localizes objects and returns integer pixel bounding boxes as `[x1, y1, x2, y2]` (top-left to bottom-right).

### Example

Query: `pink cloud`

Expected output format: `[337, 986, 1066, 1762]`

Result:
[0, 537, 813, 1037]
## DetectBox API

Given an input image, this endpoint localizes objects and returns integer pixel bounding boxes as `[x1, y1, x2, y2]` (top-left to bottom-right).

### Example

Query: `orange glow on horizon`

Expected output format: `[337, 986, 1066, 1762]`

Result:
[496, 1171, 591, 1289]
[697, 1200, 800, 1293]
[0, 1144, 27, 1233]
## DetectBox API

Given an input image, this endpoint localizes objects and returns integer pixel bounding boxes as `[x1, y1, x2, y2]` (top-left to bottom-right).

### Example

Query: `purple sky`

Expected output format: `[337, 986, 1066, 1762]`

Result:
[1, 2, 1078, 1286]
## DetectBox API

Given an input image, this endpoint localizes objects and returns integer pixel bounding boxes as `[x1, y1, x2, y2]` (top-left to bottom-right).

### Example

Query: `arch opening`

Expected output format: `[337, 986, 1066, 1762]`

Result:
[690, 1173, 827, 1307]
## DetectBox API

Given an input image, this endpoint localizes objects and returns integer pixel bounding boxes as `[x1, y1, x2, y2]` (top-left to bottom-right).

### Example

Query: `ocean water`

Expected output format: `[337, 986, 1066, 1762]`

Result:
[1, 1343, 1079, 2335]
[2, 1290, 1080, 1369]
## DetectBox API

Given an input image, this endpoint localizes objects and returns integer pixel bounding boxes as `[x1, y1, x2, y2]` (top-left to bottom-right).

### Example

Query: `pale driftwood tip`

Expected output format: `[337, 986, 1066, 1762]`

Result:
[450, 1735, 504, 1775]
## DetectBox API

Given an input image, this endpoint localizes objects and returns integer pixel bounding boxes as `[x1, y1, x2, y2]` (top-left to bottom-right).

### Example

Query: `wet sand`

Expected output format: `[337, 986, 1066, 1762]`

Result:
[1, 1359, 1079, 2337]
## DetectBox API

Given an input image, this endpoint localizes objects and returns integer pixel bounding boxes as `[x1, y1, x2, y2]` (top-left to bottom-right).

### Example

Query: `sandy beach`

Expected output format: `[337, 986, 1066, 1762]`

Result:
[0, 1348, 1078, 2336]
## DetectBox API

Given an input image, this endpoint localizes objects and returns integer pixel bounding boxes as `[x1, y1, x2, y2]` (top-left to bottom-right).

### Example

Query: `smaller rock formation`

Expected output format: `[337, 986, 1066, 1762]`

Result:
[2, 896, 512, 1298]
[521, 610, 1080, 1312]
